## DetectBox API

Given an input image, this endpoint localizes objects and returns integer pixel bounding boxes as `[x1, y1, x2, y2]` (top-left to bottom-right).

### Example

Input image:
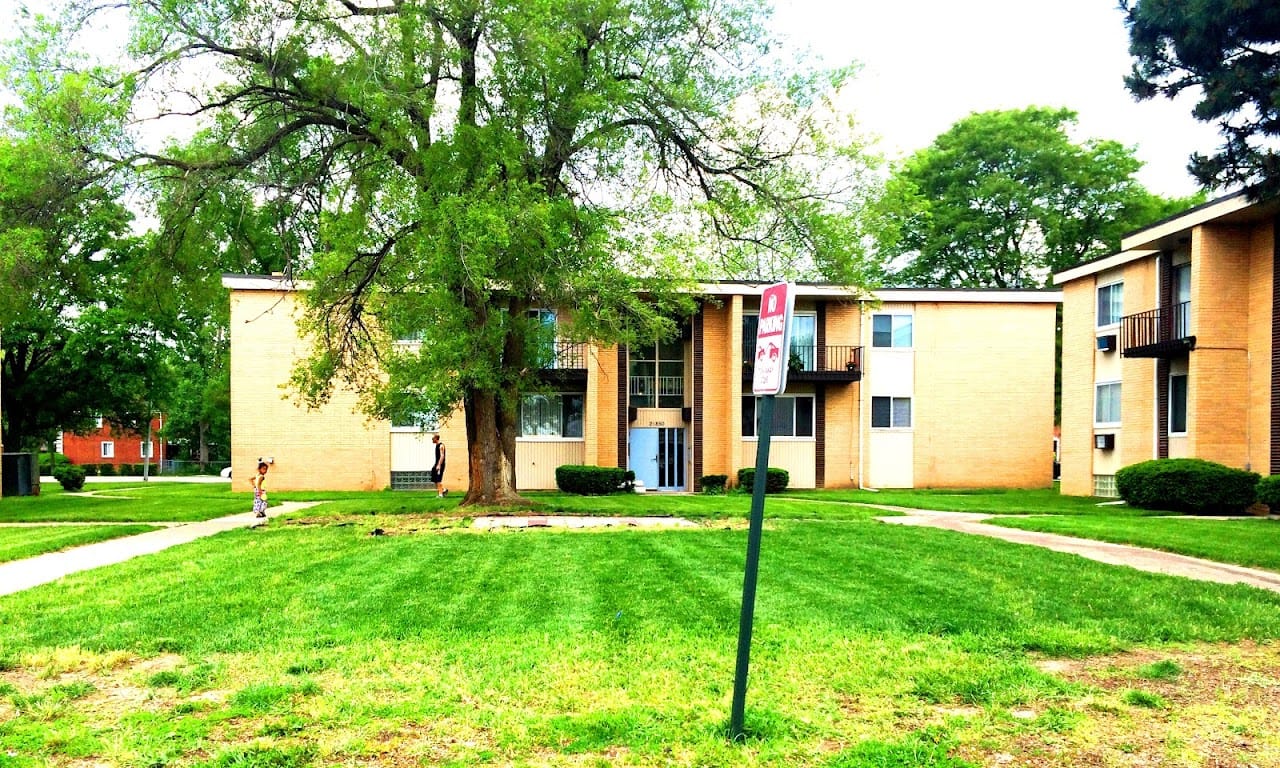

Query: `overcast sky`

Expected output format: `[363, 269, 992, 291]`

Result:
[769, 0, 1221, 198]
[1, 0, 1222, 199]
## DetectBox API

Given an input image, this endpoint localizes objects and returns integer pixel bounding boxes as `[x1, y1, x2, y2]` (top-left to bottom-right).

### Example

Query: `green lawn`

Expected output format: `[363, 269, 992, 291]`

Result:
[1, 517, 1279, 766]
[786, 487, 1145, 515]
[0, 525, 160, 563]
[0, 483, 246, 523]
[989, 514, 1280, 572]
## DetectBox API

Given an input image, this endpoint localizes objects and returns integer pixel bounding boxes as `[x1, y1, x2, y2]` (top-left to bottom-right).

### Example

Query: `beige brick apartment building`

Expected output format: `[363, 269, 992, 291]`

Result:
[1054, 193, 1280, 497]
[223, 276, 1059, 492]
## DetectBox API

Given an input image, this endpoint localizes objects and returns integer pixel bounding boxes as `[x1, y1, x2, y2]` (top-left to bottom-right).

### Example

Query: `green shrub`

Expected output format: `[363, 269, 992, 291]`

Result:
[1256, 475, 1280, 509]
[1115, 458, 1258, 514]
[736, 467, 790, 494]
[700, 474, 728, 494]
[53, 465, 87, 492]
[555, 465, 629, 495]
[98, 463, 117, 476]
[39, 452, 71, 475]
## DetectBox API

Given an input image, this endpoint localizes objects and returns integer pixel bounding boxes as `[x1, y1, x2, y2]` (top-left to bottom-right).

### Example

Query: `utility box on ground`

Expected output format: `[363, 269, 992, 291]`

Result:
[1, 453, 41, 497]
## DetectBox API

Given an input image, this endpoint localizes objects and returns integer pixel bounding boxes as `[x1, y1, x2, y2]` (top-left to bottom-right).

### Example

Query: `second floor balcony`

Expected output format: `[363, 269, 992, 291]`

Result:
[742, 344, 863, 383]
[1121, 302, 1195, 358]
[535, 341, 588, 383]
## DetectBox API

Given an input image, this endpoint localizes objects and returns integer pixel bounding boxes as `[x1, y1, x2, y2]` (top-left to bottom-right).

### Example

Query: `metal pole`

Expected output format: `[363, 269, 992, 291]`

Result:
[730, 393, 774, 738]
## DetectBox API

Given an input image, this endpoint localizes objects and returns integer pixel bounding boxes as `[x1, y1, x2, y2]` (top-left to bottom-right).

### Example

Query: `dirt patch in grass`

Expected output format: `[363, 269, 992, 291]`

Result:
[965, 640, 1280, 767]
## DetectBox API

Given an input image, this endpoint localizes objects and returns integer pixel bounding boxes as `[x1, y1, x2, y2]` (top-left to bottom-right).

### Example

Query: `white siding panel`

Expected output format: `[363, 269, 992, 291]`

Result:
[740, 440, 816, 489]
[517, 440, 586, 490]
[868, 431, 913, 488]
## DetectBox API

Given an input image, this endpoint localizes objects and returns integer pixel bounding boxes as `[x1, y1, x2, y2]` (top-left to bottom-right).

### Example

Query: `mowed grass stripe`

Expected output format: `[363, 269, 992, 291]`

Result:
[0, 525, 160, 563]
[3, 521, 1280, 658]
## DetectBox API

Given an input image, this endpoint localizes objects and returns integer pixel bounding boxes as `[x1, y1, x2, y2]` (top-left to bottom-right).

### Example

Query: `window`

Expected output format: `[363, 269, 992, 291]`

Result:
[1095, 382, 1121, 425]
[1170, 374, 1188, 434]
[630, 339, 684, 408]
[94, 416, 104, 429]
[872, 314, 912, 348]
[520, 393, 584, 438]
[1097, 282, 1123, 327]
[790, 313, 817, 370]
[1093, 474, 1118, 498]
[101, 441, 115, 459]
[391, 410, 440, 432]
[871, 396, 912, 428]
[741, 395, 815, 438]
[140, 441, 154, 459]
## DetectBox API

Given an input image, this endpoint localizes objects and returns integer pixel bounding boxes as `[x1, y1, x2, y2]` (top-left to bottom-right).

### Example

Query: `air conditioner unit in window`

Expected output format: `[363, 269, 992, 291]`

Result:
[1096, 334, 1117, 352]
[1094, 433, 1115, 450]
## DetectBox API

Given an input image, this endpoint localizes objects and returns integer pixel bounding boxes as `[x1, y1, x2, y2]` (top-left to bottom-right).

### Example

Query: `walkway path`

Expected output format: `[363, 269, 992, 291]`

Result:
[873, 506, 1280, 594]
[0, 502, 319, 597]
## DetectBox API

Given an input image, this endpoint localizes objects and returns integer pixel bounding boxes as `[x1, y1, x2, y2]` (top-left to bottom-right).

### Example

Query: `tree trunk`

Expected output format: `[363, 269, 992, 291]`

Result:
[197, 421, 209, 470]
[461, 387, 526, 507]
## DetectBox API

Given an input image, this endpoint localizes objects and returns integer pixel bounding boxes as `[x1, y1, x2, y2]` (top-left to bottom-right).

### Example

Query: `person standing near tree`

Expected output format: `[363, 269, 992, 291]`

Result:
[251, 461, 269, 517]
[432, 435, 447, 498]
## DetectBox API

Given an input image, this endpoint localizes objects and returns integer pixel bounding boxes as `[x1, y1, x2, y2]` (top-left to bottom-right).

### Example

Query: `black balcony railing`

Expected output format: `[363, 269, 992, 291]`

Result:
[534, 341, 588, 383]
[1120, 302, 1194, 358]
[742, 344, 863, 381]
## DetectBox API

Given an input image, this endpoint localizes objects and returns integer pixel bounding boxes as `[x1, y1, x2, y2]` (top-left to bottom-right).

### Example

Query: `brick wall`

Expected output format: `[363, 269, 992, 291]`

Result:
[822, 301, 861, 488]
[1248, 222, 1275, 473]
[911, 301, 1056, 488]
[699, 301, 734, 480]
[229, 290, 392, 491]
[1059, 280, 1095, 496]
[1190, 224, 1253, 468]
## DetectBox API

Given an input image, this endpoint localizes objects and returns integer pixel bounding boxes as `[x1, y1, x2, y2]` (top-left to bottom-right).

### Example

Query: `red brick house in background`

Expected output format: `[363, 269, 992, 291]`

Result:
[58, 417, 168, 471]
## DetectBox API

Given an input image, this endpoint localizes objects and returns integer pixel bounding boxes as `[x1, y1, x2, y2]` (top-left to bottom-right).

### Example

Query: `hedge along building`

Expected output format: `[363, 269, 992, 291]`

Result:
[1053, 192, 1280, 498]
[223, 275, 1060, 492]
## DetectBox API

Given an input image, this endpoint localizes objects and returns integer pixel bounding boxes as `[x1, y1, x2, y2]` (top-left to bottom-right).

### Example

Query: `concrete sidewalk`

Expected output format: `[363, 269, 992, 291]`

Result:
[874, 506, 1280, 594]
[0, 502, 319, 597]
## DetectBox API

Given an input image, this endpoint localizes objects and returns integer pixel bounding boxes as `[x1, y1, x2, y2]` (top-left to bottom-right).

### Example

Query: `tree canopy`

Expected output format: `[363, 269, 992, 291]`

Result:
[39, 0, 877, 503]
[1122, 0, 1280, 198]
[871, 107, 1201, 289]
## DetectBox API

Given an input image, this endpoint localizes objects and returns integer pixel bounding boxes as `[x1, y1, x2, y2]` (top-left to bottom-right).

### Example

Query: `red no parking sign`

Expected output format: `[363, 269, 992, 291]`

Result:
[751, 282, 795, 396]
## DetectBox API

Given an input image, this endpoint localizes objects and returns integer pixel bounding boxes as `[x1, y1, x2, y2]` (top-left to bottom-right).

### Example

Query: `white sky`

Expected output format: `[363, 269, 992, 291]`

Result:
[1, 0, 1222, 198]
[769, 0, 1221, 198]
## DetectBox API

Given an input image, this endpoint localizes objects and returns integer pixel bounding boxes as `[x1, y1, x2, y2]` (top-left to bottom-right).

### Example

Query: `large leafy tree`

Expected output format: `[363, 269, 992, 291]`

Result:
[1122, 0, 1280, 198]
[53, 0, 875, 504]
[0, 31, 174, 452]
[872, 107, 1200, 289]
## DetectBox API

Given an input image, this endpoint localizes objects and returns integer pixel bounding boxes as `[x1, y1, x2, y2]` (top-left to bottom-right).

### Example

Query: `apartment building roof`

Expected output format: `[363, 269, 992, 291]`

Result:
[1053, 191, 1280, 285]
[222, 274, 1060, 304]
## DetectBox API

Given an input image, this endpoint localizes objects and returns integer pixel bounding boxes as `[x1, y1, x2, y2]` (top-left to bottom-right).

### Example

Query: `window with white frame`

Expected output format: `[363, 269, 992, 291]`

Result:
[101, 441, 115, 459]
[140, 441, 154, 459]
[741, 395, 815, 438]
[871, 396, 912, 428]
[95, 416, 104, 429]
[1095, 382, 1122, 425]
[520, 393, 584, 438]
[871, 314, 912, 348]
[1097, 282, 1123, 327]
[1169, 374, 1188, 434]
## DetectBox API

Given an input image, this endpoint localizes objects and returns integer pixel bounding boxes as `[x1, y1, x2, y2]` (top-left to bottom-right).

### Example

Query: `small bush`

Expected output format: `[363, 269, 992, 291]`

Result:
[1256, 475, 1280, 509]
[98, 463, 117, 477]
[39, 452, 71, 475]
[53, 465, 87, 492]
[737, 467, 790, 494]
[1115, 458, 1258, 514]
[701, 474, 728, 494]
[556, 465, 628, 495]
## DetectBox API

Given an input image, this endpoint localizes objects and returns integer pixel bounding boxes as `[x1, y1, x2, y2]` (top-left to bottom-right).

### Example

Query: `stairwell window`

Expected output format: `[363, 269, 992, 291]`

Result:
[1097, 282, 1123, 327]
[1095, 381, 1121, 426]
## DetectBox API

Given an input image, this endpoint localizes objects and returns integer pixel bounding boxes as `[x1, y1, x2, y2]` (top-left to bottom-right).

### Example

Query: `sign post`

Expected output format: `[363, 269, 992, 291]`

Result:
[730, 281, 794, 739]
